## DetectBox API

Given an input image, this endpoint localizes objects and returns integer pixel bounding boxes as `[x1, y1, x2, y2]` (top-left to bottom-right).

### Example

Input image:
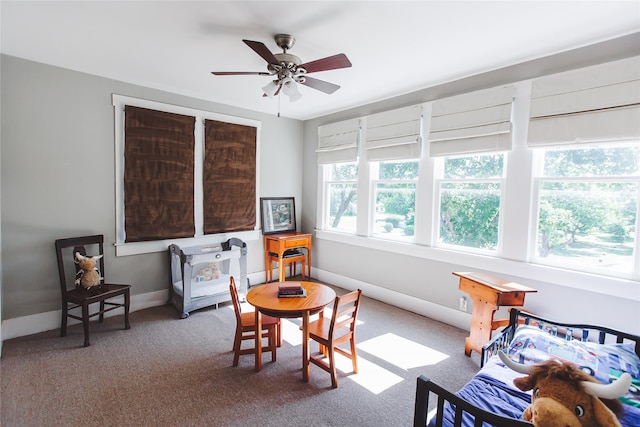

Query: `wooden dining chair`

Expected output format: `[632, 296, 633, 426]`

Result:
[55, 234, 131, 347]
[229, 277, 281, 367]
[307, 289, 362, 388]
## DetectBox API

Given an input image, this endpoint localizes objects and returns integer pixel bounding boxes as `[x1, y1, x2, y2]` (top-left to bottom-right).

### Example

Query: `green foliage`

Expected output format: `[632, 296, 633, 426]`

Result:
[327, 146, 638, 267]
[534, 145, 639, 260]
[538, 182, 636, 257]
[376, 183, 416, 216]
[383, 215, 403, 228]
[543, 145, 640, 177]
[403, 225, 414, 236]
[608, 223, 628, 243]
[439, 184, 500, 250]
[444, 154, 503, 179]
[329, 183, 357, 228]
[405, 209, 415, 229]
[379, 161, 419, 179]
[331, 163, 358, 180]
[328, 163, 359, 229]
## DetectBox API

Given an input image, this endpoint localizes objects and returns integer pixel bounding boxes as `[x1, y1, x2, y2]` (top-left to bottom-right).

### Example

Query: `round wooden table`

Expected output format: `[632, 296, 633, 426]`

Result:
[246, 281, 336, 381]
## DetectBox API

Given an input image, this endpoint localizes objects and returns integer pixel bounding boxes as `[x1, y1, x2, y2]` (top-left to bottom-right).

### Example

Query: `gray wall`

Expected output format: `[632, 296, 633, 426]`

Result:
[0, 52, 3, 350]
[300, 33, 640, 334]
[1, 54, 302, 321]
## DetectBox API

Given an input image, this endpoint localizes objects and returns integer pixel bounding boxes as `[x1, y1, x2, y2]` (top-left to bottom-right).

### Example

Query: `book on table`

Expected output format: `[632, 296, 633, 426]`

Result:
[278, 282, 306, 297]
[278, 288, 307, 298]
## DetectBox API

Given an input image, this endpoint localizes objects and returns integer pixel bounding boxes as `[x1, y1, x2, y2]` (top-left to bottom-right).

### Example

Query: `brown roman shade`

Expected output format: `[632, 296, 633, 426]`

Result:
[203, 120, 256, 234]
[124, 106, 196, 242]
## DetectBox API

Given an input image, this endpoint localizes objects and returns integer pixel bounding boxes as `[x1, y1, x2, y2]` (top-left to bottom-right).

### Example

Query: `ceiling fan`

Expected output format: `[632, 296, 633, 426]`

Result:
[211, 34, 352, 102]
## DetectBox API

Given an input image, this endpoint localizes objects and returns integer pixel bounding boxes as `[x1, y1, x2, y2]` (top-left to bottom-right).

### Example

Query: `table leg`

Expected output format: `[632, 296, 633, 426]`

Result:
[278, 257, 285, 282]
[255, 310, 262, 372]
[464, 297, 498, 357]
[302, 310, 310, 382]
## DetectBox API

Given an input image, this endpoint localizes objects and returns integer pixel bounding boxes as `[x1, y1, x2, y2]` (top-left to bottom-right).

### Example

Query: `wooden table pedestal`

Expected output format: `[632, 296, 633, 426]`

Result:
[454, 271, 537, 357]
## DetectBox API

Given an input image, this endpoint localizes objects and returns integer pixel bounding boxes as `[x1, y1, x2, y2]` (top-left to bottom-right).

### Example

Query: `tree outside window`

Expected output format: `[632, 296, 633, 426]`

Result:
[533, 143, 639, 274]
[437, 154, 504, 252]
[326, 162, 358, 233]
[372, 160, 418, 240]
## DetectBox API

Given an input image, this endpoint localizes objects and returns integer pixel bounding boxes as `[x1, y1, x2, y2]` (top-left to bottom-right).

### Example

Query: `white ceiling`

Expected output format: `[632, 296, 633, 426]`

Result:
[2, 1, 639, 120]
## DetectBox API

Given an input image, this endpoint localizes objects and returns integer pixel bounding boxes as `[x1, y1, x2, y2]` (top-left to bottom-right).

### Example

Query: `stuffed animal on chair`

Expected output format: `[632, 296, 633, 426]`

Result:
[499, 351, 631, 427]
[74, 252, 103, 289]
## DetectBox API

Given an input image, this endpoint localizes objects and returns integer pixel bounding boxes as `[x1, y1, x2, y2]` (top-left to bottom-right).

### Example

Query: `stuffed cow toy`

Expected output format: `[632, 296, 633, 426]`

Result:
[499, 351, 631, 427]
[74, 252, 103, 289]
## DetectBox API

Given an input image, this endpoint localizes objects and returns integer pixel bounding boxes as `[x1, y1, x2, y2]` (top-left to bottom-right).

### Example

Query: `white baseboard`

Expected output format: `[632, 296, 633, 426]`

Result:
[314, 269, 472, 332]
[1, 269, 469, 342]
[1, 290, 169, 341]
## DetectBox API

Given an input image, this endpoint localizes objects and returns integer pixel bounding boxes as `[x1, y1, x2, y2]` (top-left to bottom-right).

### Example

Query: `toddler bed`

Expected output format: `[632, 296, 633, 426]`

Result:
[414, 309, 640, 427]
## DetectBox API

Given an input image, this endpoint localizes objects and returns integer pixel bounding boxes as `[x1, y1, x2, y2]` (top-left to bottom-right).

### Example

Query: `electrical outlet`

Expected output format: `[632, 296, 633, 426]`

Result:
[459, 296, 467, 312]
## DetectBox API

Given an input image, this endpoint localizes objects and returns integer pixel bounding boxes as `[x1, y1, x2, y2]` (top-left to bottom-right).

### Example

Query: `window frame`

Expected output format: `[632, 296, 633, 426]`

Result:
[321, 161, 359, 235]
[369, 160, 419, 242]
[433, 153, 507, 255]
[315, 76, 640, 292]
[528, 142, 640, 278]
[112, 94, 261, 256]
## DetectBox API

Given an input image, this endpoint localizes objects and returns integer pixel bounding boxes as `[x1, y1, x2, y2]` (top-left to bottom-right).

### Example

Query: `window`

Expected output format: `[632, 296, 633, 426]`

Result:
[317, 118, 361, 235]
[436, 153, 505, 252]
[324, 162, 358, 234]
[113, 95, 260, 256]
[316, 57, 640, 284]
[371, 160, 418, 240]
[365, 106, 423, 241]
[202, 120, 257, 234]
[532, 142, 639, 276]
[123, 106, 196, 242]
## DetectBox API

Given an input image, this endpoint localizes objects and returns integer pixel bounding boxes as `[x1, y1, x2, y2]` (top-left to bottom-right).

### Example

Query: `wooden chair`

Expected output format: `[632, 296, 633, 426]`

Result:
[266, 249, 307, 282]
[229, 277, 281, 367]
[307, 289, 362, 388]
[55, 234, 131, 347]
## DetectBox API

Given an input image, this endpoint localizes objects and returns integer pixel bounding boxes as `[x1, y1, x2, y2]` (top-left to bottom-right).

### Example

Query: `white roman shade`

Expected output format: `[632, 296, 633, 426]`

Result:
[528, 56, 640, 146]
[429, 85, 515, 157]
[316, 118, 360, 164]
[365, 105, 422, 161]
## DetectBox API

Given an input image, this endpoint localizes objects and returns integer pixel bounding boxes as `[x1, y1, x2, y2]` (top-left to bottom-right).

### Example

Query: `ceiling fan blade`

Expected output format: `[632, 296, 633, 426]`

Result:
[300, 76, 340, 94]
[243, 39, 279, 65]
[299, 53, 352, 74]
[211, 71, 272, 76]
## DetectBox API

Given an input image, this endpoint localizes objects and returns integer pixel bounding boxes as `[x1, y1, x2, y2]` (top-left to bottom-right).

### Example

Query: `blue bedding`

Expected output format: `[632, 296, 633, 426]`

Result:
[435, 356, 530, 426]
[433, 326, 640, 427]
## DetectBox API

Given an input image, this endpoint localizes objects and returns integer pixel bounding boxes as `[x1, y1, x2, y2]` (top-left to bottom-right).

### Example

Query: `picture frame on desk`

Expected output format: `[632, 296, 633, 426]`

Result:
[260, 197, 296, 235]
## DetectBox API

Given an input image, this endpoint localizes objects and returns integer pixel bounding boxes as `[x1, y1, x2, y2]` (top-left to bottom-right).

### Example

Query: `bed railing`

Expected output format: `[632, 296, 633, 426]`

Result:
[482, 309, 640, 367]
[413, 375, 533, 427]
[415, 308, 640, 426]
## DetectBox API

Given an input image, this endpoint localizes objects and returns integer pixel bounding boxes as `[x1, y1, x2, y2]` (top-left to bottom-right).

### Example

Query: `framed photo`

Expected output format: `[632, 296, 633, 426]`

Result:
[260, 197, 296, 235]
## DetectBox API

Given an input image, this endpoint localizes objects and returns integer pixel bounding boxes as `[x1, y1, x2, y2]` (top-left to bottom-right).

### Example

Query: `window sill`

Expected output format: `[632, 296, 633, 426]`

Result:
[315, 230, 640, 301]
[115, 230, 260, 256]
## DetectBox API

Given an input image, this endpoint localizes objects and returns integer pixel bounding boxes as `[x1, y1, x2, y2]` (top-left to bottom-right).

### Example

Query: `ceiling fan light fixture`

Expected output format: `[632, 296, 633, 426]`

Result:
[262, 80, 280, 98]
[212, 34, 352, 109]
[281, 77, 302, 102]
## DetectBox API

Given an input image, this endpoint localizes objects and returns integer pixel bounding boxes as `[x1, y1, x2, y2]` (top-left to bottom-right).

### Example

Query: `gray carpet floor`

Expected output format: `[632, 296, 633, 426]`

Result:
[1, 282, 481, 426]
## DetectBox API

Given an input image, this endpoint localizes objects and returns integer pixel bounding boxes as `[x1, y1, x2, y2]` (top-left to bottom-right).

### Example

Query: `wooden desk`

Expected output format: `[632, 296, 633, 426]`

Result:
[264, 232, 312, 282]
[454, 271, 537, 357]
[246, 281, 336, 381]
